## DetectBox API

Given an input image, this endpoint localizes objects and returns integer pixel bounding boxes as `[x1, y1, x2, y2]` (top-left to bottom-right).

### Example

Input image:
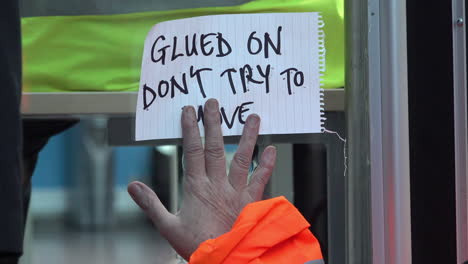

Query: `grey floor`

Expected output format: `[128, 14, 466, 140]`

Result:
[26, 217, 184, 264]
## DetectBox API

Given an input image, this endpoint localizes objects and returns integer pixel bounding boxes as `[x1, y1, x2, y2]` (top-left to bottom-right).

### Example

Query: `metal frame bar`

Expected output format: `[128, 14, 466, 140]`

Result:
[324, 112, 346, 264]
[346, 0, 412, 263]
[21, 89, 344, 116]
[368, 0, 385, 262]
[378, 0, 412, 263]
[452, 0, 468, 262]
[345, 0, 372, 260]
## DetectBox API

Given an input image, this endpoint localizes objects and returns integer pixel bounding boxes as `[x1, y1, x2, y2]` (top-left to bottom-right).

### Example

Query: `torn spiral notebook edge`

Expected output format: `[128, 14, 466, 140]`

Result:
[318, 13, 326, 132]
[317, 16, 347, 177]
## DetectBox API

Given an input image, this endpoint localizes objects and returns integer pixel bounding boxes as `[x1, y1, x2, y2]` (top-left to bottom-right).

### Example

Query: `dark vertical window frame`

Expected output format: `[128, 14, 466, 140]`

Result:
[407, 0, 457, 263]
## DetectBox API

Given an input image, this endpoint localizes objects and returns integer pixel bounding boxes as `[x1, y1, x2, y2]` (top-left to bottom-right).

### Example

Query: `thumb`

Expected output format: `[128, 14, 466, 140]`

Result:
[128, 181, 173, 228]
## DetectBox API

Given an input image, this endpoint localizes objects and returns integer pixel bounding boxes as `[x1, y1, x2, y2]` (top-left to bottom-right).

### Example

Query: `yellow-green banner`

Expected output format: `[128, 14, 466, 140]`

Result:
[22, 0, 344, 92]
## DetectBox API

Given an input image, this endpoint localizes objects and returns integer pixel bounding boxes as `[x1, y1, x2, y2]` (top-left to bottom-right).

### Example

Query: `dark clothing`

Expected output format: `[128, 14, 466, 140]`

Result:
[0, 0, 24, 260]
[0, 1, 76, 262]
[21, 119, 78, 224]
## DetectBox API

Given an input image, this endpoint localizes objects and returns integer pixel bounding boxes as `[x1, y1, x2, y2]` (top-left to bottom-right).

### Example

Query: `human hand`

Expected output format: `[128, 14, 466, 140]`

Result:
[128, 99, 277, 260]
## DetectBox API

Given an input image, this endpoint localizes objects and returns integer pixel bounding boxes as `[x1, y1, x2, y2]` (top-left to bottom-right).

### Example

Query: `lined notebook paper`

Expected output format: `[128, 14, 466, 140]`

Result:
[135, 13, 325, 141]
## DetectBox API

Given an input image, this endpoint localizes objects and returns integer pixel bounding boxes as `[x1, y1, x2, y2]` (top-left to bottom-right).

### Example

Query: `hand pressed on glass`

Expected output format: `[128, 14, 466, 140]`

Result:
[127, 98, 277, 260]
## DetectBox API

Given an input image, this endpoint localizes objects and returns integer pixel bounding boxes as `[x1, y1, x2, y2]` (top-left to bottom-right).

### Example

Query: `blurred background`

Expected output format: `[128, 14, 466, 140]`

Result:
[21, 119, 255, 264]
[19, 116, 339, 264]
[23, 121, 180, 264]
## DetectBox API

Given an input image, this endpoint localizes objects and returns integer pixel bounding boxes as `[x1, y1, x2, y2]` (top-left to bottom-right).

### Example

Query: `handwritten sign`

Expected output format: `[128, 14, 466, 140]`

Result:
[136, 13, 325, 141]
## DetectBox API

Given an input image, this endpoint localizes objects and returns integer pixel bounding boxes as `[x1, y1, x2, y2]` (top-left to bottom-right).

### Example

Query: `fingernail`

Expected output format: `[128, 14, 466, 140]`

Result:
[184, 105, 193, 113]
[184, 106, 196, 117]
[247, 114, 260, 127]
[205, 99, 218, 112]
[264, 146, 277, 161]
[129, 183, 148, 209]
[129, 183, 142, 196]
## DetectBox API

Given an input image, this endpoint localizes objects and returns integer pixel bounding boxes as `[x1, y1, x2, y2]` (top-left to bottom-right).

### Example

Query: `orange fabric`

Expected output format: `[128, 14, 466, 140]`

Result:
[189, 196, 323, 264]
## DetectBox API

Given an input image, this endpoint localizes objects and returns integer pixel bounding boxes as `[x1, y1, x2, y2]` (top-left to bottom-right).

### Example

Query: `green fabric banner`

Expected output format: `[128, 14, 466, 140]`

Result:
[22, 0, 344, 92]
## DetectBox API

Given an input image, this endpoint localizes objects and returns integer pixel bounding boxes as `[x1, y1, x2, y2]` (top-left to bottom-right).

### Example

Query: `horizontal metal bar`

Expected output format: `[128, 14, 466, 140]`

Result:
[107, 111, 344, 146]
[21, 89, 345, 116]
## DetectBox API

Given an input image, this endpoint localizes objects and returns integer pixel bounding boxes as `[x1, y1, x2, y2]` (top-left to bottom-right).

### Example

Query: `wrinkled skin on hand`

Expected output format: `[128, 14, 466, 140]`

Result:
[128, 99, 277, 260]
